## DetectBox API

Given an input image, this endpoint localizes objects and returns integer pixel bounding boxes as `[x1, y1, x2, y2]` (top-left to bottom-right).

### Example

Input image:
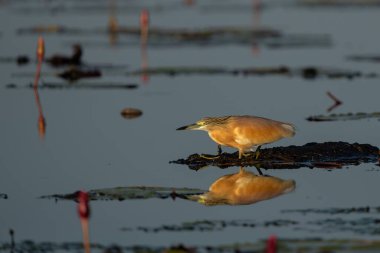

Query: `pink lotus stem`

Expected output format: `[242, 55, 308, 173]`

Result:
[34, 36, 46, 139]
[140, 9, 150, 45]
[77, 191, 91, 253]
[326, 91, 343, 112]
[265, 235, 277, 253]
[37, 36, 45, 62]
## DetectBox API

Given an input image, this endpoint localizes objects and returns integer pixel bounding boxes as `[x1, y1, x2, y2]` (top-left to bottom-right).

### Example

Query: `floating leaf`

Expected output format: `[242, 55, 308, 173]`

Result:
[307, 112, 380, 122]
[282, 206, 380, 215]
[40, 186, 206, 202]
[121, 219, 298, 233]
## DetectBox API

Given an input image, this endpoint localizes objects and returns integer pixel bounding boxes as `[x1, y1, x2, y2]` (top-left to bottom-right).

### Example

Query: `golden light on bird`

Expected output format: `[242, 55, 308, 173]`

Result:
[177, 115, 295, 159]
[191, 167, 295, 206]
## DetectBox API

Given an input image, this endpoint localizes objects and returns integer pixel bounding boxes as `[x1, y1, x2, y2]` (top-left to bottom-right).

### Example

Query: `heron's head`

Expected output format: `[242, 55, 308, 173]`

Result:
[176, 120, 207, 131]
[176, 117, 230, 131]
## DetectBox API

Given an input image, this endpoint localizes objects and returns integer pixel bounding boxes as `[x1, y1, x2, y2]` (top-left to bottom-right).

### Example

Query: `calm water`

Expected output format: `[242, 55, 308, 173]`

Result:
[1, 0, 380, 248]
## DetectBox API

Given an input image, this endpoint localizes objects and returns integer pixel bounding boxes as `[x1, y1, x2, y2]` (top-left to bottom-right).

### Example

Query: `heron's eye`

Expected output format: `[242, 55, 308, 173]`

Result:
[198, 121, 205, 126]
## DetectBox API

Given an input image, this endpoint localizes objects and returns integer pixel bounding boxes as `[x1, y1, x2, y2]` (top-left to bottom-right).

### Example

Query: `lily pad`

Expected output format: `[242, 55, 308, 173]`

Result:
[297, 0, 380, 7]
[121, 219, 298, 233]
[6, 82, 138, 90]
[307, 112, 380, 121]
[126, 66, 377, 80]
[282, 206, 380, 215]
[170, 142, 379, 170]
[40, 186, 205, 202]
[347, 55, 380, 63]
[2, 239, 380, 253]
[309, 217, 380, 235]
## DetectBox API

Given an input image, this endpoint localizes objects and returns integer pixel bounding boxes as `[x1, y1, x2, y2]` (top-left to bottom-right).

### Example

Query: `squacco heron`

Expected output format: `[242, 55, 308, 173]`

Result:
[177, 115, 295, 159]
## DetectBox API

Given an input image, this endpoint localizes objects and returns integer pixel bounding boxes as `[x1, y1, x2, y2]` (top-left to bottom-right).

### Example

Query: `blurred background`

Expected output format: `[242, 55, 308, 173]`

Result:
[0, 0, 380, 251]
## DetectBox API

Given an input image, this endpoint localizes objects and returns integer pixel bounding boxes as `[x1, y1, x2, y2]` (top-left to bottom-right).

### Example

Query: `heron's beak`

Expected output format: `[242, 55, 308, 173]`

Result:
[176, 123, 199, 130]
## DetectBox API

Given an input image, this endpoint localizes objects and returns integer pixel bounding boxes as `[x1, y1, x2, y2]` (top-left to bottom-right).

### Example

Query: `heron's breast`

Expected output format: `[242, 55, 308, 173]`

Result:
[208, 130, 237, 147]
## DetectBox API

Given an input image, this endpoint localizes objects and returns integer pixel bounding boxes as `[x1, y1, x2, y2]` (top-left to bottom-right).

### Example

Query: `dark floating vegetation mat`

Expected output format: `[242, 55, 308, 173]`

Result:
[6, 82, 138, 90]
[170, 142, 379, 170]
[347, 55, 380, 63]
[283, 206, 380, 215]
[126, 66, 377, 80]
[307, 112, 380, 122]
[297, 0, 380, 7]
[122, 217, 380, 236]
[309, 217, 380, 235]
[12, 66, 377, 81]
[121, 219, 298, 233]
[2, 239, 380, 253]
[0, 55, 30, 65]
[40, 186, 205, 202]
[17, 25, 332, 48]
[0, 193, 8, 199]
[57, 67, 101, 82]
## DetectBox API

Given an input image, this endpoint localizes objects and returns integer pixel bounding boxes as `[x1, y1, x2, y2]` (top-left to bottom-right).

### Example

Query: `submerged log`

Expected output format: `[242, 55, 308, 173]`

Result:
[170, 142, 379, 170]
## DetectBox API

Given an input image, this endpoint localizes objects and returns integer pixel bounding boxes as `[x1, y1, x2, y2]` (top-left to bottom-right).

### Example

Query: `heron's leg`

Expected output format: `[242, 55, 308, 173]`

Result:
[217, 145, 222, 155]
[254, 166, 263, 175]
[199, 144, 223, 160]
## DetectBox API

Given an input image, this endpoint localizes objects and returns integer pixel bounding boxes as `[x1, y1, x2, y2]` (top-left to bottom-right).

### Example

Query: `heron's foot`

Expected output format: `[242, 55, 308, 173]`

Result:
[239, 150, 260, 160]
[199, 154, 220, 160]
[242, 152, 252, 158]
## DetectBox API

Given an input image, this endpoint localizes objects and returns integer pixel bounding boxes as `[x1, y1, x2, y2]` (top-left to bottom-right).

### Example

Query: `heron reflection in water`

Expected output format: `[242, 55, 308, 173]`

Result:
[190, 167, 295, 206]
